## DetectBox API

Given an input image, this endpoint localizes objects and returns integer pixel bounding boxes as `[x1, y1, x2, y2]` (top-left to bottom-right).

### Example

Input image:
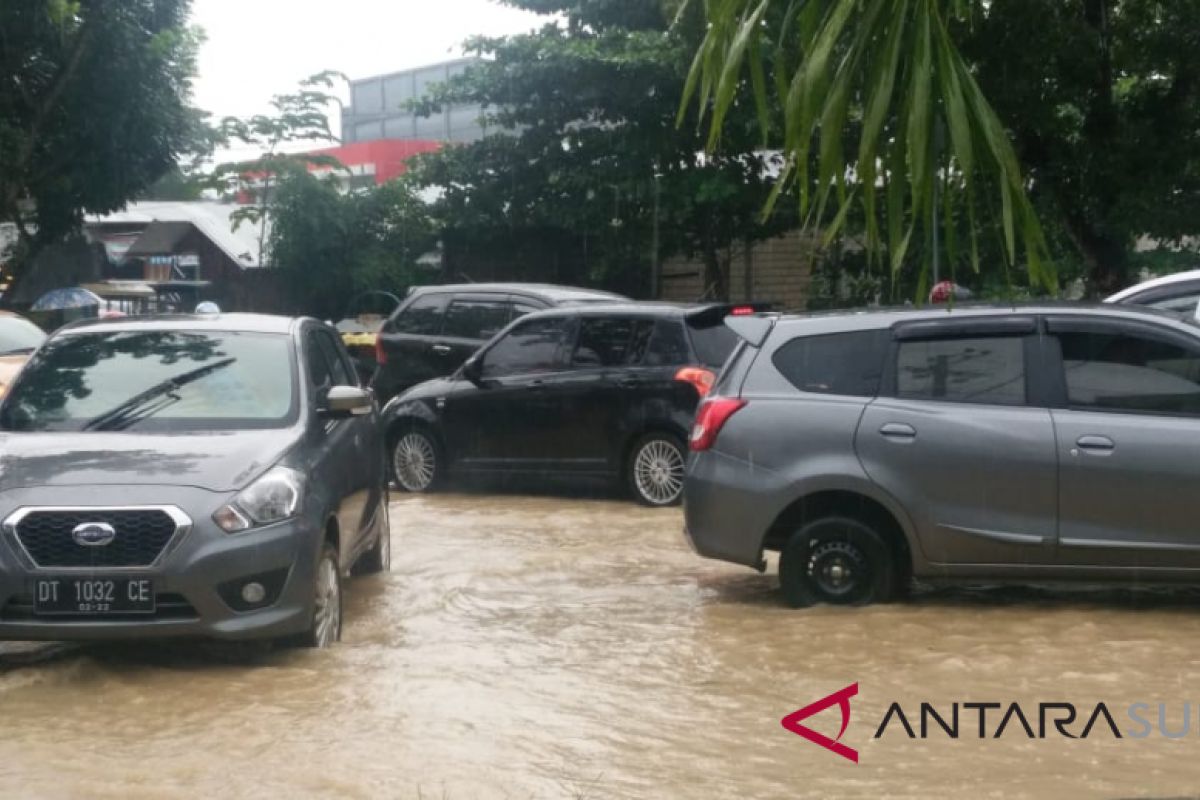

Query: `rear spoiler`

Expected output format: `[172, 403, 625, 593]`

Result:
[684, 302, 773, 328]
[725, 314, 776, 347]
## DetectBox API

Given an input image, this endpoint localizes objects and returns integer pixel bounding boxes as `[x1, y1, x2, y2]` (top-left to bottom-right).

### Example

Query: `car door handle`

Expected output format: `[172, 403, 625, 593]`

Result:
[1076, 435, 1115, 453]
[879, 422, 917, 440]
[617, 378, 640, 389]
[430, 344, 452, 355]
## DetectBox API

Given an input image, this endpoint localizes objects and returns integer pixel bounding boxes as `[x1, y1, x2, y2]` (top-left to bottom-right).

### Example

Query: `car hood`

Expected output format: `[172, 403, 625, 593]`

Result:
[0, 429, 298, 492]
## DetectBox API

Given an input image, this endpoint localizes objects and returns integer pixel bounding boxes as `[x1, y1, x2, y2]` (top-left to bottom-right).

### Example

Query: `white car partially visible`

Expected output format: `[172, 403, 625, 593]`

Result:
[1106, 269, 1200, 319]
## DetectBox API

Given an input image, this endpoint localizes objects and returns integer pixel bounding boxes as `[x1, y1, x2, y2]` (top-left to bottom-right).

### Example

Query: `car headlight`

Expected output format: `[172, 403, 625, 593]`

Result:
[213, 466, 304, 533]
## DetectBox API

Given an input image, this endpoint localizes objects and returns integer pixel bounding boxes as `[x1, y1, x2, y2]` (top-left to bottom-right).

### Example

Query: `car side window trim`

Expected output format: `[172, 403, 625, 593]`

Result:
[892, 316, 1037, 341]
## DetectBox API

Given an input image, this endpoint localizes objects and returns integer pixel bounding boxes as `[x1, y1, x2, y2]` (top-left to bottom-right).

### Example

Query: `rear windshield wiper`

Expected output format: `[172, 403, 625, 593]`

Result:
[83, 357, 237, 432]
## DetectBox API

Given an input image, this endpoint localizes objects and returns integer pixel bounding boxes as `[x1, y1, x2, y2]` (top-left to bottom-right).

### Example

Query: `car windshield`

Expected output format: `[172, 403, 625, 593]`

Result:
[0, 330, 296, 432]
[0, 316, 47, 355]
[687, 321, 739, 368]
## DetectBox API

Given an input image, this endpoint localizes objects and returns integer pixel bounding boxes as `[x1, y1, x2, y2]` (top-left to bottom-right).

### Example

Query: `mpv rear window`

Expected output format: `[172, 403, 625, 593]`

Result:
[772, 331, 887, 397]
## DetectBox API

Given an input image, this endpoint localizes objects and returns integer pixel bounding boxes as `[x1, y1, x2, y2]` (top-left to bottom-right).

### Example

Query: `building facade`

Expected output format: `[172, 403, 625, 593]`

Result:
[342, 59, 487, 145]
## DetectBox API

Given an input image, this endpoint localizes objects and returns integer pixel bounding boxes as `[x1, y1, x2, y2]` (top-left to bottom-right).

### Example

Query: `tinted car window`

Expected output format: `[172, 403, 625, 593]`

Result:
[572, 317, 641, 367]
[510, 301, 544, 320]
[643, 320, 690, 366]
[1056, 330, 1200, 415]
[687, 322, 738, 368]
[313, 330, 354, 386]
[897, 336, 1026, 406]
[443, 297, 511, 340]
[305, 332, 336, 388]
[1148, 291, 1200, 314]
[1, 331, 297, 432]
[482, 316, 571, 378]
[773, 331, 887, 396]
[392, 293, 448, 335]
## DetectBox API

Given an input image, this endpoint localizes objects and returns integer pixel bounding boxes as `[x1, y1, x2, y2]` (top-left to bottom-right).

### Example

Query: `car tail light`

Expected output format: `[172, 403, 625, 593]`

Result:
[690, 397, 746, 452]
[375, 336, 387, 366]
[675, 366, 716, 398]
[730, 306, 755, 316]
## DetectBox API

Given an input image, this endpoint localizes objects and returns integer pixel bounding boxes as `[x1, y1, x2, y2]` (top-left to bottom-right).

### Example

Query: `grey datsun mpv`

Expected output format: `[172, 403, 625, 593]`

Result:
[0, 314, 389, 647]
[684, 304, 1200, 607]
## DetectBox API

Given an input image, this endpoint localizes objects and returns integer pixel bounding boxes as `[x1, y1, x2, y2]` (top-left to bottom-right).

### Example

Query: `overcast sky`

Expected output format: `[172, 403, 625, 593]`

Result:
[190, 0, 543, 160]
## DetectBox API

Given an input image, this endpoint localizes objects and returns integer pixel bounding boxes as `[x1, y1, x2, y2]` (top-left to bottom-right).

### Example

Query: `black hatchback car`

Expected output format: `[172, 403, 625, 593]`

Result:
[380, 303, 758, 505]
[371, 283, 626, 403]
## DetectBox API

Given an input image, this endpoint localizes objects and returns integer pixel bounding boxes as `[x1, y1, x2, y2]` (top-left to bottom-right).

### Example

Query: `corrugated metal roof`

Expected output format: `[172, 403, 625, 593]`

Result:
[86, 201, 266, 269]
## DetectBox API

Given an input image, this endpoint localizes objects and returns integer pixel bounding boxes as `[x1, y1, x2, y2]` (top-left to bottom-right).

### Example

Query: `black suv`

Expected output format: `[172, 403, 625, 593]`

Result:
[380, 303, 757, 505]
[371, 283, 625, 403]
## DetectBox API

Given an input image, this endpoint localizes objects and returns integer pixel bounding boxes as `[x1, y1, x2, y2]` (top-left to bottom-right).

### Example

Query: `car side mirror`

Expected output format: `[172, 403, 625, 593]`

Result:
[320, 385, 373, 418]
[462, 357, 484, 385]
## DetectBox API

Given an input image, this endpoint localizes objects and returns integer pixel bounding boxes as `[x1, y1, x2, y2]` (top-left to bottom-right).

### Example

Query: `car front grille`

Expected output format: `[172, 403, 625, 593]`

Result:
[8, 508, 186, 569]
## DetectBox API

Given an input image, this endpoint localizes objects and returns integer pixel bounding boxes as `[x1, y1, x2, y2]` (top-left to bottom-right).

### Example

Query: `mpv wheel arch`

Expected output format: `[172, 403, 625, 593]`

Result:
[760, 480, 922, 578]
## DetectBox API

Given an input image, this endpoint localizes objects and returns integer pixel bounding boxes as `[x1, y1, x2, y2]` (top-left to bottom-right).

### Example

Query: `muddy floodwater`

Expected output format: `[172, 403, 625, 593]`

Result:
[4, 492, 1200, 798]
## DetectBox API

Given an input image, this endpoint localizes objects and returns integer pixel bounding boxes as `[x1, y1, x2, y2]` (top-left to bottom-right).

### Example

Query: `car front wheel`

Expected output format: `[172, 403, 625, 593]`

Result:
[298, 542, 343, 648]
[627, 432, 686, 507]
[391, 428, 441, 493]
[778, 517, 896, 608]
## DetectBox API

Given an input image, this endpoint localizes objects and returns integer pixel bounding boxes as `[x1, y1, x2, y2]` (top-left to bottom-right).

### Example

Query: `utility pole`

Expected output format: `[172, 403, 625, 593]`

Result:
[931, 121, 945, 287]
[651, 172, 662, 299]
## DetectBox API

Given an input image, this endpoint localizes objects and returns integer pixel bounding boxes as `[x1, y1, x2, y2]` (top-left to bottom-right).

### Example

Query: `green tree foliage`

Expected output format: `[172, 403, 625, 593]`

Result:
[205, 72, 347, 267]
[267, 173, 435, 319]
[686, 0, 1200, 298]
[961, 0, 1200, 294]
[684, 0, 1054, 299]
[0, 0, 200, 297]
[410, 0, 790, 299]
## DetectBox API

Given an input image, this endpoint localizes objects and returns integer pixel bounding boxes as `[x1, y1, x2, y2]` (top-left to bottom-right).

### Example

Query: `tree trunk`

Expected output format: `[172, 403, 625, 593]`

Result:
[701, 246, 728, 301]
[1062, 216, 1129, 298]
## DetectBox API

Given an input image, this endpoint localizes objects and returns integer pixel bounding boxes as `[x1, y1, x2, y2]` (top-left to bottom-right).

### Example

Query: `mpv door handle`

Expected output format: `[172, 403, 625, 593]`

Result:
[879, 422, 917, 440]
[430, 344, 452, 355]
[1076, 435, 1115, 453]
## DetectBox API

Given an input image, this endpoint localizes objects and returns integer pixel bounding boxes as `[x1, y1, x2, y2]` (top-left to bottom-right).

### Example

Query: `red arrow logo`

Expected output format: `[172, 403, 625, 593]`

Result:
[781, 683, 859, 763]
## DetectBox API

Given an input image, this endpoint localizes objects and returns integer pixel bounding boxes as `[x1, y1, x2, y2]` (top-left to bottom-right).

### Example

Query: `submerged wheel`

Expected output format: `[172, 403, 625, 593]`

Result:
[302, 543, 343, 648]
[627, 432, 686, 507]
[391, 428, 441, 493]
[778, 517, 895, 608]
[353, 497, 391, 575]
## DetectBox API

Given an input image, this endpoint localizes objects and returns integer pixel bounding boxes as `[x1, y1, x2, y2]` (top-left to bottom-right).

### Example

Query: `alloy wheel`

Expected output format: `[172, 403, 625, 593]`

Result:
[312, 553, 342, 647]
[393, 432, 437, 492]
[633, 438, 685, 505]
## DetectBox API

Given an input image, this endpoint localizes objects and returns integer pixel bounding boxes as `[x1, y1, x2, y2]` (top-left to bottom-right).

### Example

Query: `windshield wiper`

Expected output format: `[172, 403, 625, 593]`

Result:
[0, 347, 36, 357]
[83, 357, 237, 432]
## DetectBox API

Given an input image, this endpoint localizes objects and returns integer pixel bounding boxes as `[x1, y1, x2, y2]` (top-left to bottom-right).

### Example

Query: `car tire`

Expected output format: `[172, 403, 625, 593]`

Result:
[352, 497, 391, 576]
[298, 542, 343, 648]
[627, 432, 686, 507]
[391, 427, 442, 493]
[778, 517, 896, 608]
